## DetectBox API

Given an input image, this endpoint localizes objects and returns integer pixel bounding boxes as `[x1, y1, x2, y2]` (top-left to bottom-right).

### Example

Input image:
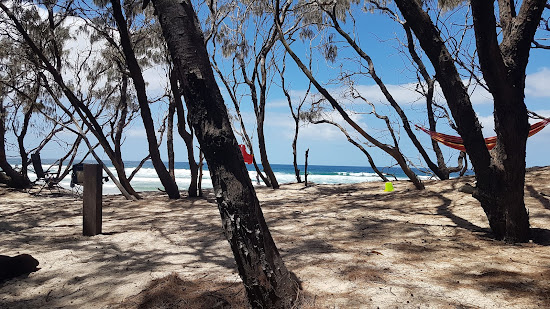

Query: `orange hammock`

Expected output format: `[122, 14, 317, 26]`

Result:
[416, 118, 550, 152]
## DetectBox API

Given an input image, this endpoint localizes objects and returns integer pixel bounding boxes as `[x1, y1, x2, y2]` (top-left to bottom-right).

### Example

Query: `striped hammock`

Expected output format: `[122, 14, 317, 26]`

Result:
[416, 118, 550, 152]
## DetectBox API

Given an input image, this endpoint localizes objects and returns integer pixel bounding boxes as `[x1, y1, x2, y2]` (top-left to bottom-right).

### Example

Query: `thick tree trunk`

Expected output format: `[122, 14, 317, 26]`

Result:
[395, 0, 545, 242]
[151, 0, 298, 307]
[111, 0, 180, 199]
[467, 0, 543, 241]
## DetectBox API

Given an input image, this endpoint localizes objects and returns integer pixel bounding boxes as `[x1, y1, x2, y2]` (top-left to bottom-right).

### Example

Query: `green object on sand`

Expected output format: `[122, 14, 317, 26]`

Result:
[384, 182, 394, 192]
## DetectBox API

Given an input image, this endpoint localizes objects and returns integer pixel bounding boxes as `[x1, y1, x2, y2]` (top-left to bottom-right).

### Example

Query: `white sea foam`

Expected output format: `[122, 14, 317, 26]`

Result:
[29, 163, 419, 196]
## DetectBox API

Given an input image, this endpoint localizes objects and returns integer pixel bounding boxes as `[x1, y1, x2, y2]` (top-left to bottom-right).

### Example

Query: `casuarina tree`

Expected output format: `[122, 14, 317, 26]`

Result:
[394, 0, 546, 242]
[146, 0, 300, 307]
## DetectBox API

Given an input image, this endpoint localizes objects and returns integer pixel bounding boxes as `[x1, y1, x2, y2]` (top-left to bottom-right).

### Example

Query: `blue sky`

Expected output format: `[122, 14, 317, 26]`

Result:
[4, 2, 550, 170]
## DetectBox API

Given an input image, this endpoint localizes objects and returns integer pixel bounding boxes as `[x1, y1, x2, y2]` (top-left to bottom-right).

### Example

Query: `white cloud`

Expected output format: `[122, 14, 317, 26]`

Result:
[354, 83, 425, 105]
[266, 97, 293, 109]
[2, 3, 169, 95]
[142, 63, 169, 94]
[530, 110, 550, 118]
[322, 68, 548, 108]
[126, 128, 146, 137]
[525, 67, 550, 98]
[466, 84, 493, 105]
[261, 108, 382, 144]
[476, 114, 495, 137]
[283, 79, 494, 109]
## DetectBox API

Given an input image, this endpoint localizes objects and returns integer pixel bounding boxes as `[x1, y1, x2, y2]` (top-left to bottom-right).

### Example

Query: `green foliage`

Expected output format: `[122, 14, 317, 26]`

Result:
[437, 0, 467, 11]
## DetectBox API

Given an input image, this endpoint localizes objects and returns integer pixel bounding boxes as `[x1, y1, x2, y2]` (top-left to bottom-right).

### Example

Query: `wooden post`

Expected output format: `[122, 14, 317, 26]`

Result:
[198, 149, 204, 197]
[304, 148, 309, 187]
[83, 164, 102, 236]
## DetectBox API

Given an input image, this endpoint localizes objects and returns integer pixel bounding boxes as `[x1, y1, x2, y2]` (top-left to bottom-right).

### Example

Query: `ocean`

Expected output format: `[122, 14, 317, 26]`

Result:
[18, 159, 436, 195]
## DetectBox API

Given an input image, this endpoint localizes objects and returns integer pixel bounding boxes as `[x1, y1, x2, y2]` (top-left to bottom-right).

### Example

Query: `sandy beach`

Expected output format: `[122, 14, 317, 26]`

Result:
[1, 167, 550, 308]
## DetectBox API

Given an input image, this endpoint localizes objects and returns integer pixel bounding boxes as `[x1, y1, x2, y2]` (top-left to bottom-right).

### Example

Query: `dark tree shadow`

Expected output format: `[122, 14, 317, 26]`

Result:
[526, 185, 550, 211]
[434, 189, 493, 239]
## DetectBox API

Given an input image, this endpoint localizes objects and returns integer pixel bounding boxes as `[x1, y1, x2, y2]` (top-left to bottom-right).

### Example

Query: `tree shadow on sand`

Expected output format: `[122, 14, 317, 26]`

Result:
[440, 267, 550, 307]
[0, 191, 243, 308]
[2, 178, 550, 308]
[526, 184, 550, 211]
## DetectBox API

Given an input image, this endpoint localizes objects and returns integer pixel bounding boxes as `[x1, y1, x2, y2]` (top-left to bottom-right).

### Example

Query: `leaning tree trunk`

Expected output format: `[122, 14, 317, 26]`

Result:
[314, 120, 389, 182]
[111, 0, 180, 199]
[0, 100, 31, 189]
[280, 64, 304, 183]
[150, 0, 299, 306]
[210, 56, 272, 187]
[167, 95, 176, 181]
[256, 122, 279, 189]
[241, 54, 279, 189]
[16, 104, 33, 184]
[256, 53, 279, 189]
[152, 0, 297, 308]
[395, 0, 545, 242]
[170, 70, 200, 197]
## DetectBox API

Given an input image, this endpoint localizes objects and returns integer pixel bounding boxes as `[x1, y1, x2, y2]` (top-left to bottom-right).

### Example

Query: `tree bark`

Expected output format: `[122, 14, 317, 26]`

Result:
[304, 148, 309, 187]
[395, 0, 545, 242]
[0, 99, 31, 189]
[291, 121, 302, 183]
[150, 0, 299, 307]
[167, 95, 176, 181]
[110, 0, 180, 199]
[16, 105, 33, 184]
[403, 24, 456, 179]
[170, 70, 200, 197]
[113, 76, 129, 171]
[256, 54, 279, 189]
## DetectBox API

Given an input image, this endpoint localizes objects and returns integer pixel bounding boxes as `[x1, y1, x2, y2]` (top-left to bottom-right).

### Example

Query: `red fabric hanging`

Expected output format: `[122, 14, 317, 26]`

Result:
[239, 144, 253, 164]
